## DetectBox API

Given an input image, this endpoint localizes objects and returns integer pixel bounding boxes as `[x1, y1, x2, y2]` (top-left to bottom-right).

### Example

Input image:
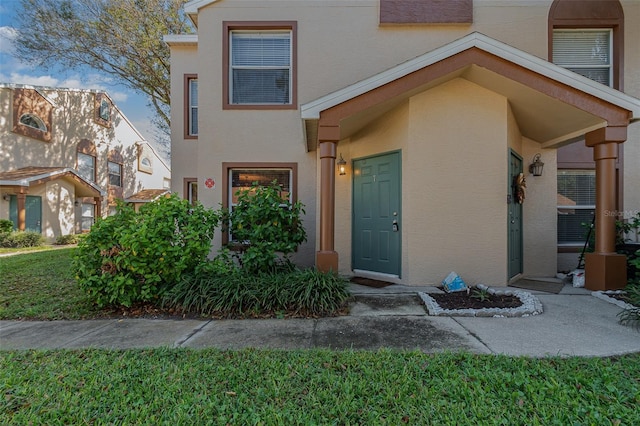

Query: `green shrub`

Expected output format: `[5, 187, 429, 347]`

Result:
[618, 278, 640, 328]
[0, 230, 44, 248]
[164, 266, 350, 317]
[73, 195, 220, 307]
[222, 181, 306, 274]
[0, 219, 13, 234]
[55, 234, 79, 245]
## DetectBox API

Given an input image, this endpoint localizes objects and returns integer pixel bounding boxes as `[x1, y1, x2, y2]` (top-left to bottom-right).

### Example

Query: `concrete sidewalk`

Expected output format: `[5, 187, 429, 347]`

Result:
[1, 284, 639, 357]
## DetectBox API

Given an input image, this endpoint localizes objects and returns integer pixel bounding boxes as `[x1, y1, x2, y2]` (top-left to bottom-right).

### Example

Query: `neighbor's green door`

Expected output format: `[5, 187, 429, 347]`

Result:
[9, 195, 42, 233]
[508, 151, 523, 279]
[352, 151, 401, 276]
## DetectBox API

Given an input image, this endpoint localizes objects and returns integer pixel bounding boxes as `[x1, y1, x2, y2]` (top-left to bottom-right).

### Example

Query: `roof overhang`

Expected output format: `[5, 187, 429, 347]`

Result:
[0, 167, 106, 198]
[184, 0, 222, 27]
[301, 32, 640, 151]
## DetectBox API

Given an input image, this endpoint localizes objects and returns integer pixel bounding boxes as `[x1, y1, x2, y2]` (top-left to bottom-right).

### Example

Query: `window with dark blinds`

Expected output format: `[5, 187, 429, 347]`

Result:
[557, 170, 596, 245]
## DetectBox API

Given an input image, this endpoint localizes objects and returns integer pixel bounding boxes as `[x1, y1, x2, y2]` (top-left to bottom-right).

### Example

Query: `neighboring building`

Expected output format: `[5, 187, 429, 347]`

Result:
[165, 0, 640, 290]
[0, 84, 171, 241]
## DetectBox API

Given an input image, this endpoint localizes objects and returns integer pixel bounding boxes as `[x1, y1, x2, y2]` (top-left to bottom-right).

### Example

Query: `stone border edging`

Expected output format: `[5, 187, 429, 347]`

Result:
[591, 290, 635, 310]
[418, 284, 543, 317]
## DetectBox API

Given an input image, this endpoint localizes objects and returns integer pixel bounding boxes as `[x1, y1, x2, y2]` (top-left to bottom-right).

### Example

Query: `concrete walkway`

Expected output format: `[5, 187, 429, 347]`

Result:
[1, 284, 639, 357]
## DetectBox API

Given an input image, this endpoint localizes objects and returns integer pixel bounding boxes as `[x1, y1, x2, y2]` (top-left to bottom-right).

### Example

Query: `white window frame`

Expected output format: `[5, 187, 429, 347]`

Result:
[557, 169, 596, 246]
[19, 113, 47, 132]
[188, 78, 198, 136]
[552, 28, 613, 87]
[80, 203, 95, 232]
[77, 152, 96, 183]
[229, 30, 293, 105]
[108, 161, 122, 187]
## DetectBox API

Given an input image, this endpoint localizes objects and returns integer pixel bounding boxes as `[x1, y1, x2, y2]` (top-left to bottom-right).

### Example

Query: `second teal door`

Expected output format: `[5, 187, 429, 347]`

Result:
[352, 151, 401, 276]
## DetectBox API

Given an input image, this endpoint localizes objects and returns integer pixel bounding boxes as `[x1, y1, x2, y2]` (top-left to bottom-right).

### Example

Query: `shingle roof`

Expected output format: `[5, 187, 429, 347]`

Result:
[125, 189, 170, 203]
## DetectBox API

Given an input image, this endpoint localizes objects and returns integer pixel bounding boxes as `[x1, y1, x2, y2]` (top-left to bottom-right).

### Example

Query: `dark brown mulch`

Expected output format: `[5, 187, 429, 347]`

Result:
[429, 287, 523, 310]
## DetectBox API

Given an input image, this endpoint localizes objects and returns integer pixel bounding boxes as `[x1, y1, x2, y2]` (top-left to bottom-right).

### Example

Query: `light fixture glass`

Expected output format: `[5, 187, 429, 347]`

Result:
[529, 153, 544, 176]
[337, 154, 347, 176]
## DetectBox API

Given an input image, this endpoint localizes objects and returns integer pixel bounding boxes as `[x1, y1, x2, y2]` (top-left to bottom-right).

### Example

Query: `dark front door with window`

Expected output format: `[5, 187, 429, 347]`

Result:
[508, 151, 523, 279]
[352, 152, 401, 276]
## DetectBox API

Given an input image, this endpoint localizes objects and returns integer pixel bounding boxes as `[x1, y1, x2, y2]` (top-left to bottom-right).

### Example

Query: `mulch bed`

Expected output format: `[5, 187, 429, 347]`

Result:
[429, 287, 523, 310]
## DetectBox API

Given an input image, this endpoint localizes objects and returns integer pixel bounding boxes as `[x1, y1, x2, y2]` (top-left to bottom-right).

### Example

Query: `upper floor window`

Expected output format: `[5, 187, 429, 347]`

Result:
[553, 29, 612, 87]
[95, 93, 112, 127]
[99, 99, 110, 121]
[77, 152, 96, 182]
[108, 161, 122, 187]
[19, 113, 47, 132]
[224, 22, 297, 109]
[187, 76, 198, 136]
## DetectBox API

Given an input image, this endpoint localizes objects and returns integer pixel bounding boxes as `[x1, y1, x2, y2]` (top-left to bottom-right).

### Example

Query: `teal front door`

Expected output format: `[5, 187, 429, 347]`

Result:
[352, 151, 401, 276]
[9, 195, 42, 233]
[508, 151, 523, 279]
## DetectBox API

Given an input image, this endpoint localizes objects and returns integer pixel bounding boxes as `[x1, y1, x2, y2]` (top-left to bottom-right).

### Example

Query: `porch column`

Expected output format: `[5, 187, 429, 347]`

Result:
[584, 126, 627, 290]
[316, 130, 339, 273]
[94, 196, 102, 219]
[16, 192, 26, 231]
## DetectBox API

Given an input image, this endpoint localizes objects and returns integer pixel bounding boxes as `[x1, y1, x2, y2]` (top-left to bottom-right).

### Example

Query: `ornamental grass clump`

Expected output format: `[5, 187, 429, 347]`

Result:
[163, 266, 349, 317]
[74, 194, 219, 307]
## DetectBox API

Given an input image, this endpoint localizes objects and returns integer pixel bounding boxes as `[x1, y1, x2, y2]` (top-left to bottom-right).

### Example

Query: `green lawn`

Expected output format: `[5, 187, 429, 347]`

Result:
[0, 248, 100, 319]
[1, 349, 639, 424]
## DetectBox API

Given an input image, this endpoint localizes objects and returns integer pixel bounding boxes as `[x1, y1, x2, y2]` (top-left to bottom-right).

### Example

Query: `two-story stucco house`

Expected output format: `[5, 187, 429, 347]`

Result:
[165, 0, 640, 291]
[0, 84, 171, 241]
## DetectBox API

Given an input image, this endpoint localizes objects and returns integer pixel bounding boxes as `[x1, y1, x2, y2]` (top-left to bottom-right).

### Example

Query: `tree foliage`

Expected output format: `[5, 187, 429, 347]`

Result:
[15, 0, 193, 136]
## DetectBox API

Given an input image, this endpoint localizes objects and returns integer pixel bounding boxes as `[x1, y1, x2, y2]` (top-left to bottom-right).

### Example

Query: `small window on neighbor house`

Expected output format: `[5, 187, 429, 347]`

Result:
[99, 99, 110, 121]
[553, 29, 613, 87]
[19, 113, 47, 132]
[108, 161, 122, 187]
[163, 178, 171, 189]
[81, 203, 95, 232]
[188, 78, 198, 136]
[229, 30, 292, 105]
[77, 152, 96, 183]
[557, 170, 596, 245]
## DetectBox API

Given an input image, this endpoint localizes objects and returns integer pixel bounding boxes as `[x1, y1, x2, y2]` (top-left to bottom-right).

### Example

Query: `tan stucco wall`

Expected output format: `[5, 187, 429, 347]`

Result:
[43, 180, 75, 240]
[171, 0, 640, 277]
[332, 78, 558, 286]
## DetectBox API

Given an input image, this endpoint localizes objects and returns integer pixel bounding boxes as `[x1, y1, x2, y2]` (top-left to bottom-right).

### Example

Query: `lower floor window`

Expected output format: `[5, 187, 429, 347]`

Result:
[557, 170, 595, 245]
[81, 203, 94, 232]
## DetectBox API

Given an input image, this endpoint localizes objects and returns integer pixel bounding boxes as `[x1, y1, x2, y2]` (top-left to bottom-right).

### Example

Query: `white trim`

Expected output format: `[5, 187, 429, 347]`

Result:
[184, 0, 220, 14]
[0, 168, 106, 196]
[301, 32, 640, 120]
[163, 34, 198, 46]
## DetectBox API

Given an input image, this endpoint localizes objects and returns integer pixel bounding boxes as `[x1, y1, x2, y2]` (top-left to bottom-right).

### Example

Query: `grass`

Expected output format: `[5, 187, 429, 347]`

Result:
[0, 248, 100, 319]
[0, 245, 58, 255]
[1, 349, 639, 424]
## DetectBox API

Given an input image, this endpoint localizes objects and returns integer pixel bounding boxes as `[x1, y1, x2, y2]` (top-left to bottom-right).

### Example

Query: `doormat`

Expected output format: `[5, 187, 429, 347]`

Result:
[509, 279, 564, 294]
[350, 276, 394, 289]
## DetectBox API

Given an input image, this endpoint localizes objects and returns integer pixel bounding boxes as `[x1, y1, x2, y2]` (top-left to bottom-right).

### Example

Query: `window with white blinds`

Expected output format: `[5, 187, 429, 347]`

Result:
[188, 78, 198, 136]
[552, 29, 612, 86]
[557, 170, 596, 245]
[230, 31, 292, 104]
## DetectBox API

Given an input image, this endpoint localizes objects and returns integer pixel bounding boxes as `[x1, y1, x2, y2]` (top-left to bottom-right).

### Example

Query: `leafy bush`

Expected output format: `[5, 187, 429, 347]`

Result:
[222, 181, 306, 274]
[55, 234, 79, 245]
[74, 195, 220, 307]
[0, 231, 44, 248]
[618, 278, 640, 328]
[0, 219, 13, 234]
[164, 266, 350, 317]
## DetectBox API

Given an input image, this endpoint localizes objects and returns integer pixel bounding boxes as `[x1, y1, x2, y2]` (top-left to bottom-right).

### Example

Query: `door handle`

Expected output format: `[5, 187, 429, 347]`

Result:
[392, 219, 399, 232]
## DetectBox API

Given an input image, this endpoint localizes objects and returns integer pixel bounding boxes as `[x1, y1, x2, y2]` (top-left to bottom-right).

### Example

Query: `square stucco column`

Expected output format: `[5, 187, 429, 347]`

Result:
[584, 127, 627, 291]
[316, 138, 339, 273]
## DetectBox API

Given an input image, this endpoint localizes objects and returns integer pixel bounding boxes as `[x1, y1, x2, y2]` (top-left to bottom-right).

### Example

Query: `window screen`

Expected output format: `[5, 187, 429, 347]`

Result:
[77, 152, 96, 183]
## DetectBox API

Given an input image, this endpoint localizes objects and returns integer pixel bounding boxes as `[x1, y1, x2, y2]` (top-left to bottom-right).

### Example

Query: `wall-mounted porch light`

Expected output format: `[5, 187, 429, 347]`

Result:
[2, 194, 9, 201]
[337, 154, 347, 176]
[529, 153, 544, 176]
